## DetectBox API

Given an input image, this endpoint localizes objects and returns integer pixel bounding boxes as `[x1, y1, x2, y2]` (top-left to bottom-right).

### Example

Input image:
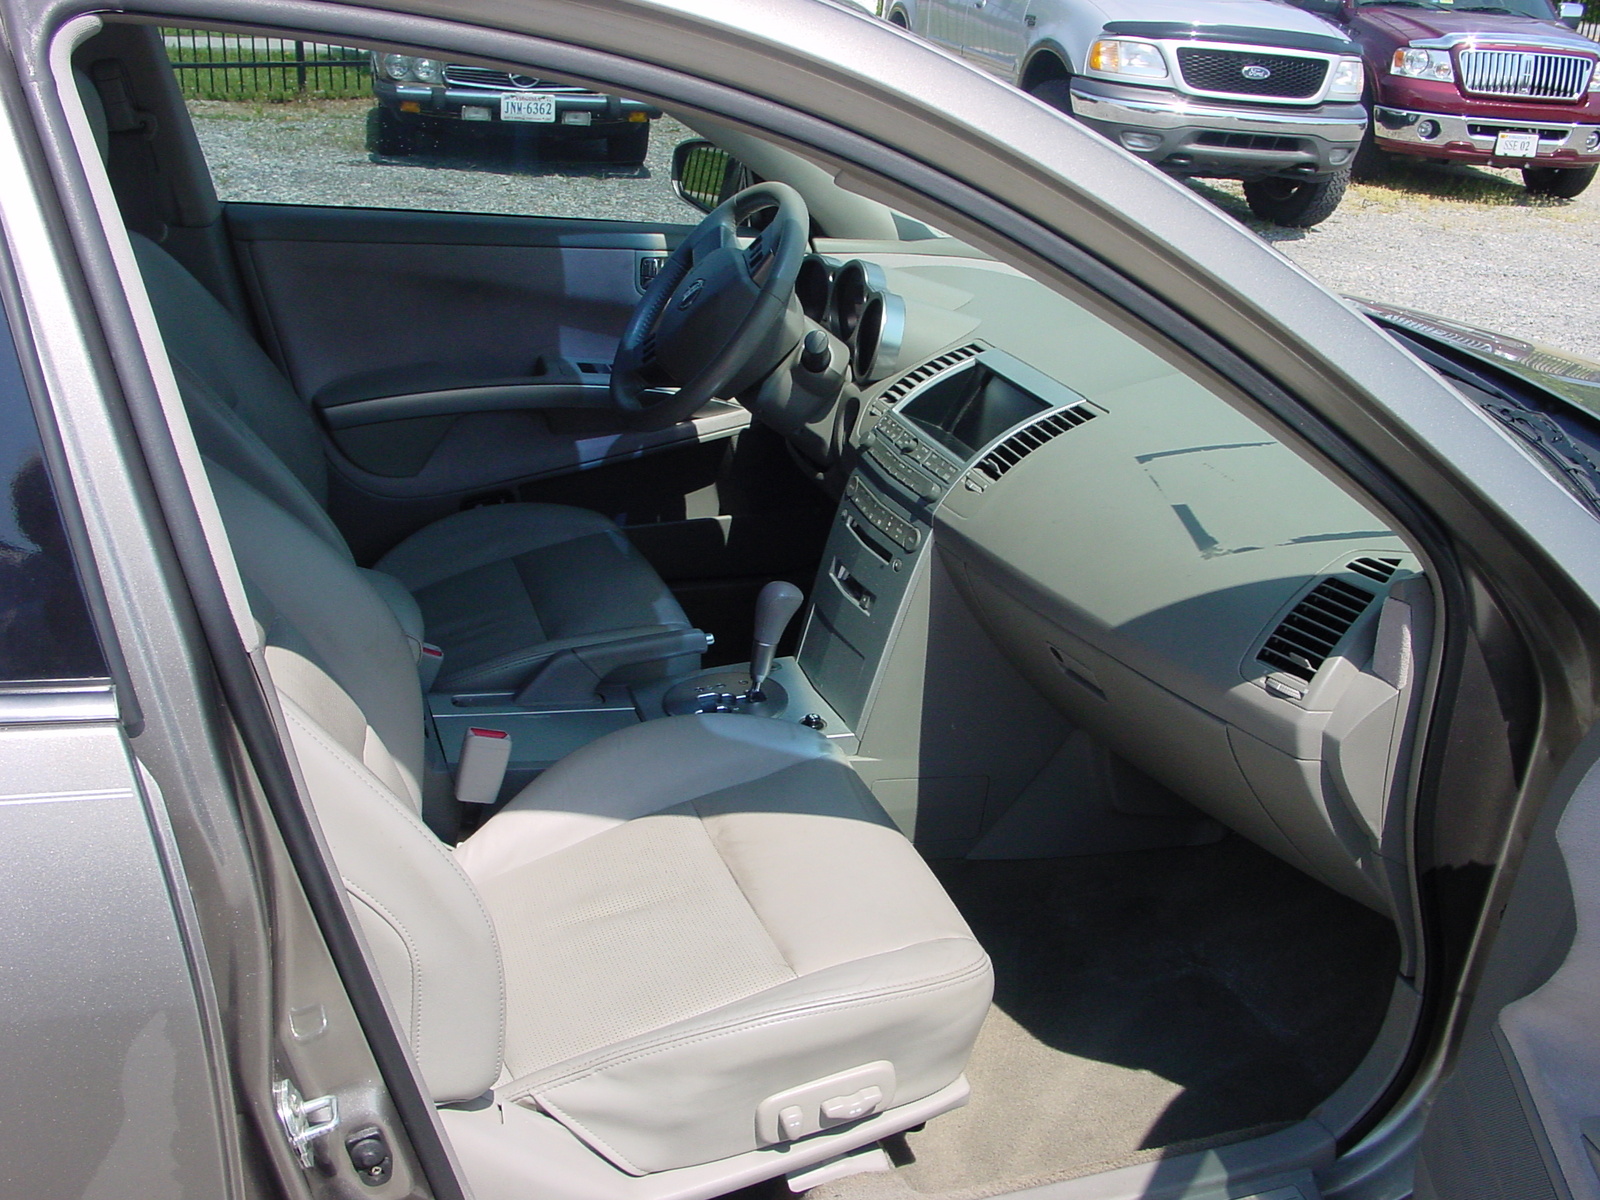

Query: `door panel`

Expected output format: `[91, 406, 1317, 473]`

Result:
[223, 202, 753, 558]
[226, 203, 686, 403]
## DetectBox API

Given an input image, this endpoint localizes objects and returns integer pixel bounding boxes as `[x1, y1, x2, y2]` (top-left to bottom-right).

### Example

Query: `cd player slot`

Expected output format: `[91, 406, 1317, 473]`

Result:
[846, 515, 894, 565]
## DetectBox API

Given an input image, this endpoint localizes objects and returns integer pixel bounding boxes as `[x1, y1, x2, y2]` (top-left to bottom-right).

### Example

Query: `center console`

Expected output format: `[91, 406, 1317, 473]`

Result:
[427, 339, 1087, 818]
[797, 342, 1073, 729]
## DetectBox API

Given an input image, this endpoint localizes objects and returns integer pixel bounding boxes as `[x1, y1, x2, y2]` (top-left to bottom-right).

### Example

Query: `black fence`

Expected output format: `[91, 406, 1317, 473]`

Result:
[164, 28, 370, 101]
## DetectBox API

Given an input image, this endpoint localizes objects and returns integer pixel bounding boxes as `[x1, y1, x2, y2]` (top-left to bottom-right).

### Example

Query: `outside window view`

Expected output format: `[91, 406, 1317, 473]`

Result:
[168, 22, 1600, 362]
[170, 29, 703, 224]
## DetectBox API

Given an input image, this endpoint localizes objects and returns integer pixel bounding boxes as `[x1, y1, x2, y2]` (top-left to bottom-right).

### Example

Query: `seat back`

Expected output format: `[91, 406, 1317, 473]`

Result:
[131, 233, 347, 554]
[209, 464, 504, 1102]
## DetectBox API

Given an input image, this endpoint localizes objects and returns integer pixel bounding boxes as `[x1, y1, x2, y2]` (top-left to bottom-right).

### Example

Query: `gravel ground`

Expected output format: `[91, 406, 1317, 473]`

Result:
[191, 99, 702, 225]
[1195, 166, 1600, 363]
[191, 98, 1600, 363]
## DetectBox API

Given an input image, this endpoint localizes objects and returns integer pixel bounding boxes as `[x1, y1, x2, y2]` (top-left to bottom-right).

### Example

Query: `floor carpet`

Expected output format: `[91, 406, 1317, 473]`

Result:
[811, 836, 1400, 1200]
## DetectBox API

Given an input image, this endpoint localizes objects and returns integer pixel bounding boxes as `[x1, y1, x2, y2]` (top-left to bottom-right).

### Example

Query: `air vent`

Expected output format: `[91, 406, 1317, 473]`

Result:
[877, 344, 983, 408]
[1258, 559, 1401, 683]
[1348, 556, 1401, 585]
[974, 404, 1099, 482]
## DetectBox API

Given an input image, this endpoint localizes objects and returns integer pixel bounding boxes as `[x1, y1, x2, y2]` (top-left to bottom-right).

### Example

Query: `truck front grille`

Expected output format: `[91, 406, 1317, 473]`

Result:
[1176, 48, 1329, 99]
[1458, 50, 1594, 101]
[442, 65, 590, 93]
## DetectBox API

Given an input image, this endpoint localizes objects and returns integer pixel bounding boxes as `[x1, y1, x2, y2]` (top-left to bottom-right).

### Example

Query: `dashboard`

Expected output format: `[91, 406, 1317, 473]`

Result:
[787, 248, 1424, 917]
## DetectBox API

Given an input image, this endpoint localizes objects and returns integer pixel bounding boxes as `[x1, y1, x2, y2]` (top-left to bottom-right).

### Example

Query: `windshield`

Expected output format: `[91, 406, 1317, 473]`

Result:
[1357, 0, 1558, 17]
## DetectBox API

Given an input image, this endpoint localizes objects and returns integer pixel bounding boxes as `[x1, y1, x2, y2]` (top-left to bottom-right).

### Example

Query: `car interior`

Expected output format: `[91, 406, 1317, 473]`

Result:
[64, 15, 1427, 1200]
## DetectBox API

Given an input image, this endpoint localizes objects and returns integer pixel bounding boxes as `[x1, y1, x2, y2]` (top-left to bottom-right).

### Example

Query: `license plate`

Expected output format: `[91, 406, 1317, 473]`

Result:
[501, 94, 556, 123]
[1494, 130, 1540, 158]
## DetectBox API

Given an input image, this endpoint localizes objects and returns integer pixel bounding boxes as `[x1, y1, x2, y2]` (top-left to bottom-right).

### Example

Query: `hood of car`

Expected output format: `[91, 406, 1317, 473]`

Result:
[1353, 5, 1595, 48]
[1085, 0, 1353, 42]
[1356, 297, 1600, 422]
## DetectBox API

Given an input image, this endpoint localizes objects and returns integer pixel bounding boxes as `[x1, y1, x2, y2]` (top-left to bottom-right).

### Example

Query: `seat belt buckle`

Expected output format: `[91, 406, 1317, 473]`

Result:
[418, 643, 444, 691]
[455, 727, 511, 805]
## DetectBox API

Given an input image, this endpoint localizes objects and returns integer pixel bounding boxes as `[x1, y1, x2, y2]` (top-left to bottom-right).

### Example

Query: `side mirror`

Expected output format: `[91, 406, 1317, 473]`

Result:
[671, 139, 754, 212]
[1559, 1, 1584, 27]
[1293, 0, 1346, 16]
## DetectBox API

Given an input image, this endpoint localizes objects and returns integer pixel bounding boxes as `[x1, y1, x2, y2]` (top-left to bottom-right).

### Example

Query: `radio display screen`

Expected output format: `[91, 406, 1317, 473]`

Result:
[899, 364, 1049, 461]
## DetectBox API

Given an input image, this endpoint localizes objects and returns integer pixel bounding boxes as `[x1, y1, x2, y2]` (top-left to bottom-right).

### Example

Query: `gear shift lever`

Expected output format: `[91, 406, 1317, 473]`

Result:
[747, 581, 804, 701]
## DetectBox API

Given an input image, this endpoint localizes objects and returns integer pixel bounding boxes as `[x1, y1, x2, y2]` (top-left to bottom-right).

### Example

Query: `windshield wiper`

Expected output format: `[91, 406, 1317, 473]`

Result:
[1381, 322, 1600, 517]
[1479, 400, 1600, 514]
[1455, 6, 1517, 13]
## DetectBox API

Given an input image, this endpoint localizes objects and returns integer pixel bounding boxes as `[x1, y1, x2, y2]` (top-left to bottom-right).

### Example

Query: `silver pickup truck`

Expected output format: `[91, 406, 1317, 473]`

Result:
[888, 0, 1369, 226]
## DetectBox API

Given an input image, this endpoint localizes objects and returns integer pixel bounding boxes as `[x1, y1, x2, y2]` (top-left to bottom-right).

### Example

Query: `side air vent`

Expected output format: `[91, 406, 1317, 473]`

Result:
[877, 343, 984, 408]
[974, 404, 1099, 482]
[1258, 557, 1402, 683]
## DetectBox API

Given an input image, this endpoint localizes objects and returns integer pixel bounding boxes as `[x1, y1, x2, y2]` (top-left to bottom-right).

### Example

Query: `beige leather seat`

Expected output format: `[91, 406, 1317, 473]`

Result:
[210, 464, 992, 1191]
[131, 234, 697, 694]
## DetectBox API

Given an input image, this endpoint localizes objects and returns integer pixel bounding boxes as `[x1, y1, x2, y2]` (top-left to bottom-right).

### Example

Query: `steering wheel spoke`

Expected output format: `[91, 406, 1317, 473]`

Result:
[611, 182, 809, 430]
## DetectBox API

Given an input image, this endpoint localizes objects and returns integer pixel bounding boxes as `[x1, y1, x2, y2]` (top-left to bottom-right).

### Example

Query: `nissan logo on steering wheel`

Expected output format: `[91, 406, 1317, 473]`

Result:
[677, 279, 706, 310]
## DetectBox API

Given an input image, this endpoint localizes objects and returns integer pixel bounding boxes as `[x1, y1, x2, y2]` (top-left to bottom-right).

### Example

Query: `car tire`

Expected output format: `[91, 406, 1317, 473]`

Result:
[1351, 110, 1388, 182]
[1028, 76, 1075, 116]
[1242, 168, 1350, 228]
[606, 125, 651, 165]
[888, 9, 909, 27]
[1522, 164, 1597, 198]
[366, 106, 417, 157]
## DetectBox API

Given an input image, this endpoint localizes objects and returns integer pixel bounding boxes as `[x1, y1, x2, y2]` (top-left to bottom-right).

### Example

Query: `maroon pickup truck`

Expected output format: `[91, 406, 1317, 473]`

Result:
[1294, 0, 1600, 196]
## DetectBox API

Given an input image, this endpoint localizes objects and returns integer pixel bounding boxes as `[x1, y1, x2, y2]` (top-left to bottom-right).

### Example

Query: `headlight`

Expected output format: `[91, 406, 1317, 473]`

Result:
[411, 58, 444, 84]
[1391, 47, 1454, 82]
[1088, 39, 1169, 80]
[1327, 57, 1365, 101]
[382, 53, 416, 81]
[1590, 59, 1600, 91]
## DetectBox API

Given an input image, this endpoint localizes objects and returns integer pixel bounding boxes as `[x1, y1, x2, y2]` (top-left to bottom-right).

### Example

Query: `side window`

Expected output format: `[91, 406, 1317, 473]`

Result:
[165, 28, 701, 223]
[0, 292, 107, 684]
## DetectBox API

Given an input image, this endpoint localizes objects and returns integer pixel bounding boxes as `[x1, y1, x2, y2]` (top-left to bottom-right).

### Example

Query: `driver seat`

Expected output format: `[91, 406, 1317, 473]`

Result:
[129, 233, 700, 694]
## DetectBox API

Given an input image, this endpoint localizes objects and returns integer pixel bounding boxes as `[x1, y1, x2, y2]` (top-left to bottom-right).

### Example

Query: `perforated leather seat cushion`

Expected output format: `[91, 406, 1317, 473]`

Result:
[455, 716, 993, 1176]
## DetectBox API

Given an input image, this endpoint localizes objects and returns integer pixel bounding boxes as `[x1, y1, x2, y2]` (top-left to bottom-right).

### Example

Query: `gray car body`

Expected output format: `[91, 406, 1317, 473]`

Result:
[0, 1, 1598, 1199]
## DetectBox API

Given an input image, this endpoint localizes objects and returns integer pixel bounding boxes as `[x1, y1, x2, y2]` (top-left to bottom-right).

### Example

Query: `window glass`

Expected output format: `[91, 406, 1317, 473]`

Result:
[166, 28, 701, 223]
[0, 296, 107, 683]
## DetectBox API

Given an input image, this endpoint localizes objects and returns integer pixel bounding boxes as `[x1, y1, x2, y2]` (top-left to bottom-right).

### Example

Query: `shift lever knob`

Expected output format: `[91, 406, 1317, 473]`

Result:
[748, 581, 804, 699]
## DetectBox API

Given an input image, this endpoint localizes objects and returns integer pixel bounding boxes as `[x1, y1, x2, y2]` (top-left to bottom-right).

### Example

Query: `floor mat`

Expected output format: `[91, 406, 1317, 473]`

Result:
[813, 836, 1399, 1200]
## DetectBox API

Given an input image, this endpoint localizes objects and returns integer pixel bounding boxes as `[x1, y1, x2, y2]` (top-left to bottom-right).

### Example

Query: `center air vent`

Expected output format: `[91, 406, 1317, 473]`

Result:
[1258, 557, 1402, 683]
[974, 404, 1100, 482]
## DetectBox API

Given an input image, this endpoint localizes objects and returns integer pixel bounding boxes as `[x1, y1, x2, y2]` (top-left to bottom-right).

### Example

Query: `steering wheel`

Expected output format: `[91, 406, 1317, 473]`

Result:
[612, 181, 810, 430]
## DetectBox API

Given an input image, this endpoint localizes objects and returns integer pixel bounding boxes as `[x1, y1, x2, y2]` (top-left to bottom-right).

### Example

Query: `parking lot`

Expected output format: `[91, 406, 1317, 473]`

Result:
[190, 98, 1600, 363]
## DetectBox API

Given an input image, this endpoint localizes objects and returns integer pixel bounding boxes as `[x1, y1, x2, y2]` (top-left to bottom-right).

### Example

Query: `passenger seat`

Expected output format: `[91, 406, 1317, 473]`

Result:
[208, 462, 992, 1189]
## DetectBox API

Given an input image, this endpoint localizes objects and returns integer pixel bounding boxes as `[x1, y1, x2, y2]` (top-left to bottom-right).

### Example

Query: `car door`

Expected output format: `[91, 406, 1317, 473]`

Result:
[915, 0, 969, 53]
[1412, 736, 1600, 1200]
[105, 24, 750, 560]
[963, 0, 1033, 79]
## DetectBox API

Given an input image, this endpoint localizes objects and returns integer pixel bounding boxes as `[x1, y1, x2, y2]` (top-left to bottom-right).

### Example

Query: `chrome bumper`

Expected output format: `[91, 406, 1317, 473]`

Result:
[1070, 85, 1367, 143]
[1373, 105, 1600, 157]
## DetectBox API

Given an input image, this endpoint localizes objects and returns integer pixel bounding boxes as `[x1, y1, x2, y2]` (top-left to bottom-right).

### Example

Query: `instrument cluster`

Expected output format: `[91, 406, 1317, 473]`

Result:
[796, 255, 904, 385]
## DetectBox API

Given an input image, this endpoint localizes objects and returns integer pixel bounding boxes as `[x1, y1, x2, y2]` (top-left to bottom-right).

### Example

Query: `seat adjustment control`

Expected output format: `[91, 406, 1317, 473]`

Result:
[755, 1061, 896, 1145]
